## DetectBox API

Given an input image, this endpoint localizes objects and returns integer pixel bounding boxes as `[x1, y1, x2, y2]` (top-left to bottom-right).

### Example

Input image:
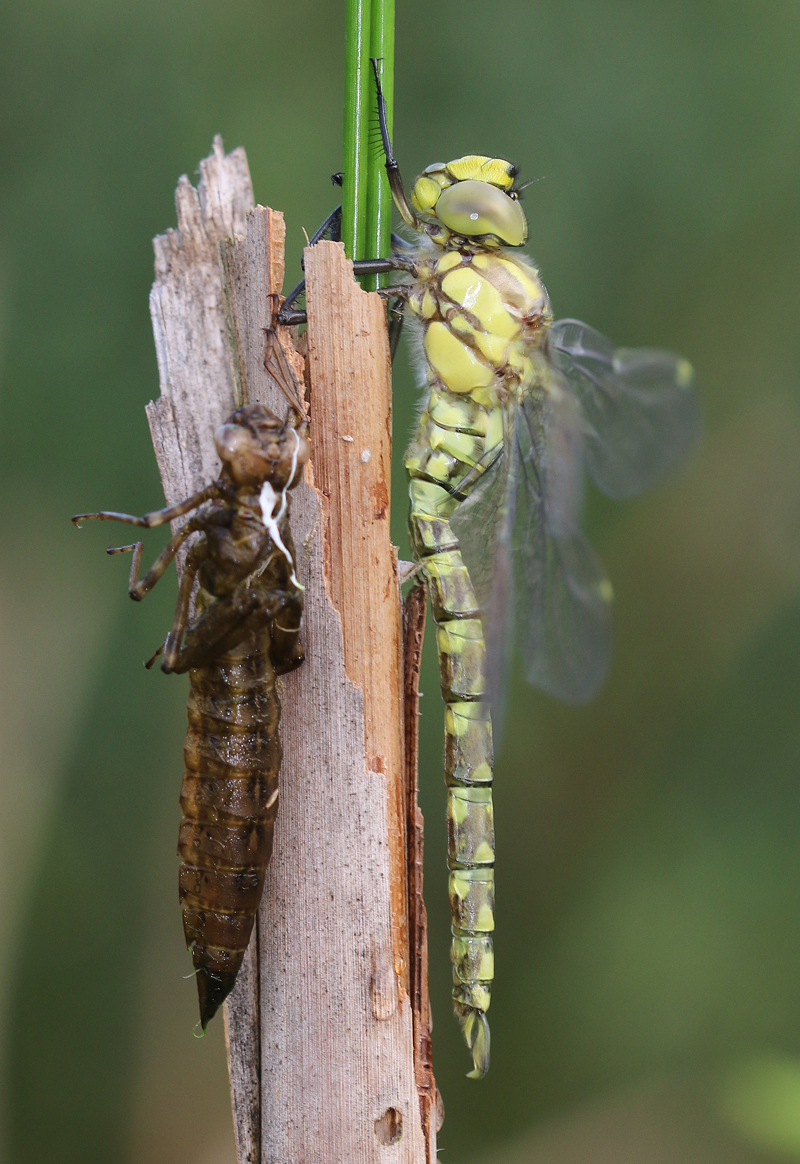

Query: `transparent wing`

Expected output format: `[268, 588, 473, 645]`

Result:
[451, 378, 613, 713]
[448, 322, 696, 708]
[551, 318, 700, 499]
[513, 376, 612, 703]
[450, 418, 518, 730]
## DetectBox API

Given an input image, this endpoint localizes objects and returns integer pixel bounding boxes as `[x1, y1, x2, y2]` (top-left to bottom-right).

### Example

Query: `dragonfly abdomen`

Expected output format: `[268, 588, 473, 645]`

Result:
[408, 476, 495, 1078]
[178, 632, 282, 1027]
[405, 246, 548, 1077]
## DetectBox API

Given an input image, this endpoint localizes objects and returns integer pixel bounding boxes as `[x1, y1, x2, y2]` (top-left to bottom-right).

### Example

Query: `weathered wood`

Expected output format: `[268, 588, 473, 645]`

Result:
[303, 241, 409, 990]
[216, 202, 303, 1164]
[145, 136, 263, 1164]
[220, 205, 291, 410]
[144, 140, 436, 1164]
[248, 240, 430, 1162]
[147, 134, 253, 499]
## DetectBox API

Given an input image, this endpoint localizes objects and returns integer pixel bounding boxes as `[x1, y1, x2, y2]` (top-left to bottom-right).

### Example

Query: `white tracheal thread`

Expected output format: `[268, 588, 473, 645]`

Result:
[259, 428, 304, 591]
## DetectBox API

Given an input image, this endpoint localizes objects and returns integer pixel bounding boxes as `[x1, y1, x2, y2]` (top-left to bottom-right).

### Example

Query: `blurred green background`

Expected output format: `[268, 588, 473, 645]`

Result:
[1, 1, 799, 1161]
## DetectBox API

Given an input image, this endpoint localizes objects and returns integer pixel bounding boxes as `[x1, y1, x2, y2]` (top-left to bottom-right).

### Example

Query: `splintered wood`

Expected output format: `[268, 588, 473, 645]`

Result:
[144, 138, 437, 1164]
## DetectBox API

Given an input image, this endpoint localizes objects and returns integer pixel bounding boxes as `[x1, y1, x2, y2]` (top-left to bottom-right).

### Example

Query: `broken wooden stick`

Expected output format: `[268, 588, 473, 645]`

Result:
[144, 137, 438, 1164]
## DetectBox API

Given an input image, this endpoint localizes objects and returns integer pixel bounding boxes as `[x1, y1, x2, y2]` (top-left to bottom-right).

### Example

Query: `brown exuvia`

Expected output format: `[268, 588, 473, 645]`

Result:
[74, 399, 309, 1026]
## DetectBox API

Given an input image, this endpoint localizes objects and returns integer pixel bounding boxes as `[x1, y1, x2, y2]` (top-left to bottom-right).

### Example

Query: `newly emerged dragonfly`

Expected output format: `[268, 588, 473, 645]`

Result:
[282, 62, 700, 1079]
[74, 388, 309, 1027]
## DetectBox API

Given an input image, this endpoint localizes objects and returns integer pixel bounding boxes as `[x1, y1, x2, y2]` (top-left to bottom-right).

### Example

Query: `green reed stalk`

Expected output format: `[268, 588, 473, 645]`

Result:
[363, 1, 394, 289]
[342, 0, 394, 287]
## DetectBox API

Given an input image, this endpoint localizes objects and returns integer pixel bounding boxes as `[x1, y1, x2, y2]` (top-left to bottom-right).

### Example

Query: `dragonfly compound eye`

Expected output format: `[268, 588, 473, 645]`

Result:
[214, 422, 250, 464]
[215, 423, 272, 486]
[435, 180, 527, 247]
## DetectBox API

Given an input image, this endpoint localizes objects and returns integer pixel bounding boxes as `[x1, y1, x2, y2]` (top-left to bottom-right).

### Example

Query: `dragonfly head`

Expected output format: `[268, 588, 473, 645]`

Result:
[410, 156, 528, 248]
[215, 405, 309, 491]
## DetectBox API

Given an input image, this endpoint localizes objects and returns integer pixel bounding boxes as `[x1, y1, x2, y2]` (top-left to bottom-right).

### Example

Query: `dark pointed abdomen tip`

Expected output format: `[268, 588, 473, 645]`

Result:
[196, 966, 239, 1027]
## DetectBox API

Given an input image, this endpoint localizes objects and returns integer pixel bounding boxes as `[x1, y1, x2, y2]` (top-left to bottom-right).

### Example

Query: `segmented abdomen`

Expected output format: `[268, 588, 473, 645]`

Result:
[409, 477, 495, 1077]
[177, 630, 281, 1026]
[405, 244, 548, 1076]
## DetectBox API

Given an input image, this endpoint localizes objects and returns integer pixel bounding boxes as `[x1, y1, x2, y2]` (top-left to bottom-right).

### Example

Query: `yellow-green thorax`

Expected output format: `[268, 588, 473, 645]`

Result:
[405, 243, 552, 512]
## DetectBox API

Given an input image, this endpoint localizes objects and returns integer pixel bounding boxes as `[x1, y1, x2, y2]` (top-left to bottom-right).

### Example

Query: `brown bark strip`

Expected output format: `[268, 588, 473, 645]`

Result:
[304, 241, 409, 993]
[402, 582, 442, 1159]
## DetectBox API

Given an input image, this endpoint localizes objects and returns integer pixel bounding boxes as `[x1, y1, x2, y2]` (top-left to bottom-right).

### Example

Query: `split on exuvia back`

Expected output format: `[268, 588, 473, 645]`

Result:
[281, 59, 700, 1078]
[73, 347, 310, 1029]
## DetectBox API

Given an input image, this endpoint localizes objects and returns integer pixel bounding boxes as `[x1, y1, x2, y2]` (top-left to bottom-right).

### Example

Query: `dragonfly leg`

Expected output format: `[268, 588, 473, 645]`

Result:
[351, 256, 415, 277]
[161, 543, 204, 671]
[263, 324, 307, 419]
[390, 232, 416, 252]
[72, 483, 218, 532]
[308, 202, 343, 247]
[107, 514, 206, 601]
[277, 281, 308, 326]
[144, 639, 165, 670]
[370, 58, 418, 230]
[378, 292, 407, 363]
[268, 578, 305, 675]
[166, 581, 302, 675]
[282, 185, 411, 325]
[277, 260, 413, 347]
[277, 202, 345, 326]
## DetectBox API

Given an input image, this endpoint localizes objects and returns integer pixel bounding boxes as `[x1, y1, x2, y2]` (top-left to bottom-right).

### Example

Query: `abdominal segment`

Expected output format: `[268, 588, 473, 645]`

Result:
[177, 637, 281, 1026]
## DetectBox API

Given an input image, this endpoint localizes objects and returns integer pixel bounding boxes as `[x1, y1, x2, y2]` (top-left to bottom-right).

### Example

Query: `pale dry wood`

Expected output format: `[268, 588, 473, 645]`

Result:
[144, 140, 436, 1164]
[221, 205, 290, 409]
[147, 134, 253, 499]
[145, 136, 262, 1164]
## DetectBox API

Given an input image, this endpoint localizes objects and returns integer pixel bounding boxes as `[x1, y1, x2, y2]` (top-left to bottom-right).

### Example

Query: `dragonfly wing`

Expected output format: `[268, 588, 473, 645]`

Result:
[551, 318, 700, 499]
[450, 416, 518, 732]
[514, 374, 613, 703]
[451, 379, 612, 713]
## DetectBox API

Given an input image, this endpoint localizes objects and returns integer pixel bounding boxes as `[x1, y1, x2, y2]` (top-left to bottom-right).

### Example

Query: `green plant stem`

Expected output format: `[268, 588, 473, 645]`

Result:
[342, 0, 371, 264]
[363, 1, 394, 290]
[343, 0, 395, 288]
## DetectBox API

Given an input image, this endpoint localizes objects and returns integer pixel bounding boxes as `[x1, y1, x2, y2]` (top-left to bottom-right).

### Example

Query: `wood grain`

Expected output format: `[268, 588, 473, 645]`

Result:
[304, 242, 408, 990]
[147, 134, 252, 500]
[251, 242, 428, 1162]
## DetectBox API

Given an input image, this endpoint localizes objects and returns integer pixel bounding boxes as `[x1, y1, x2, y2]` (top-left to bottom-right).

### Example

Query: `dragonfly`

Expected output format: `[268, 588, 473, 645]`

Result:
[74, 389, 309, 1028]
[279, 61, 700, 1079]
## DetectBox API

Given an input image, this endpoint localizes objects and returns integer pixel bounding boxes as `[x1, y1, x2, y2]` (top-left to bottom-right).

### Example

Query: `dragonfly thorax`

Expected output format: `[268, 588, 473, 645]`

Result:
[405, 245, 551, 552]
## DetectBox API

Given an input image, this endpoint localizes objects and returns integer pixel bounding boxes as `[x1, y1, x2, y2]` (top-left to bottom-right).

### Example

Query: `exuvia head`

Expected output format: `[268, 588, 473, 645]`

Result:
[214, 404, 309, 490]
[410, 155, 528, 248]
